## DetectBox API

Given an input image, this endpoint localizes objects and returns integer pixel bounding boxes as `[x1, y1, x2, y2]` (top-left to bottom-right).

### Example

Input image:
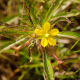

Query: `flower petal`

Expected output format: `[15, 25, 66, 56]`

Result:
[43, 22, 50, 33]
[48, 38, 56, 46]
[49, 29, 59, 36]
[35, 29, 43, 36]
[41, 38, 48, 47]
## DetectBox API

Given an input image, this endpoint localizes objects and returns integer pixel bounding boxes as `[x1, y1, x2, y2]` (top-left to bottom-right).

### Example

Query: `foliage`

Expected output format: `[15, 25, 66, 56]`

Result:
[0, 0, 80, 80]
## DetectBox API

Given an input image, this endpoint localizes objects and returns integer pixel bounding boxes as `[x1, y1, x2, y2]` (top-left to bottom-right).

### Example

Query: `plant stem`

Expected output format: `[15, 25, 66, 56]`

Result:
[49, 45, 60, 61]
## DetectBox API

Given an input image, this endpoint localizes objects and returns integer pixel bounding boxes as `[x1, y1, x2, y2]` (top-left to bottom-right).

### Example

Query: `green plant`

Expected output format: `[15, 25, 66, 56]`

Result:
[0, 0, 80, 80]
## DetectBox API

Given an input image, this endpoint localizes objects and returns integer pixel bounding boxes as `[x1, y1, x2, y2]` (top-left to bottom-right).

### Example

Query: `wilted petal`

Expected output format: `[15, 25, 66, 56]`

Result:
[35, 29, 43, 36]
[41, 38, 48, 47]
[48, 38, 56, 46]
[43, 22, 50, 33]
[49, 29, 59, 36]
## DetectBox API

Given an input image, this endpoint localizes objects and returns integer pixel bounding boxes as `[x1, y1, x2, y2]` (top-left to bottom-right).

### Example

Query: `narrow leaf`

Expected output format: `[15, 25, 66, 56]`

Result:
[0, 29, 31, 35]
[58, 32, 80, 40]
[2, 14, 20, 22]
[50, 10, 80, 21]
[44, 0, 63, 23]
[0, 37, 27, 53]
[30, 7, 38, 26]
[51, 17, 71, 26]
[43, 52, 54, 80]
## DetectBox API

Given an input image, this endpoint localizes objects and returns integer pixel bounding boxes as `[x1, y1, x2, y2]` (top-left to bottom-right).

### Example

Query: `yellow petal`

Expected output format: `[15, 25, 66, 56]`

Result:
[35, 29, 43, 36]
[49, 29, 59, 36]
[43, 22, 50, 33]
[48, 38, 56, 46]
[41, 38, 48, 47]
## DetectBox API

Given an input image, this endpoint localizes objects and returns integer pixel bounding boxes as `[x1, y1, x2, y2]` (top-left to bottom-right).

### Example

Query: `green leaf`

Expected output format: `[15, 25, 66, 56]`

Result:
[0, 14, 20, 29]
[51, 17, 71, 26]
[50, 10, 80, 22]
[0, 37, 27, 53]
[43, 0, 63, 23]
[2, 13, 20, 22]
[0, 20, 34, 31]
[43, 52, 54, 80]
[0, 29, 32, 35]
[30, 7, 38, 27]
[58, 32, 80, 40]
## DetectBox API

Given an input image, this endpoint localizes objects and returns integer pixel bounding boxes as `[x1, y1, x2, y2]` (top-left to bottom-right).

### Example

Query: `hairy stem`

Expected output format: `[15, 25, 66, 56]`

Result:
[49, 45, 60, 61]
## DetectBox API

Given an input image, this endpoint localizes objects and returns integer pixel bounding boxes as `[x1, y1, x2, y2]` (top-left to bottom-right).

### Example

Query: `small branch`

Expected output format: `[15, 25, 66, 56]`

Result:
[49, 45, 60, 61]
[12, 43, 24, 54]
[25, 38, 33, 47]
[49, 45, 70, 69]
[39, 45, 43, 53]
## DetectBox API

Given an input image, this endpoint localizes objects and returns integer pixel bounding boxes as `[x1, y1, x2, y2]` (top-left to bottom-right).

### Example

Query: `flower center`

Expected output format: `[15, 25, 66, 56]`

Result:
[45, 33, 49, 37]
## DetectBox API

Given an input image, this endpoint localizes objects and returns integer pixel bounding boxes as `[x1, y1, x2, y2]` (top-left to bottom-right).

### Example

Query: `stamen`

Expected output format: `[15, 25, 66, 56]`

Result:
[45, 33, 49, 37]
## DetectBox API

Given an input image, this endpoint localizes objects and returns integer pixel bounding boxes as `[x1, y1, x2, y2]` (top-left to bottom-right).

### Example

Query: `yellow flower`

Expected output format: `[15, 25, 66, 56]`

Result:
[35, 22, 59, 47]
